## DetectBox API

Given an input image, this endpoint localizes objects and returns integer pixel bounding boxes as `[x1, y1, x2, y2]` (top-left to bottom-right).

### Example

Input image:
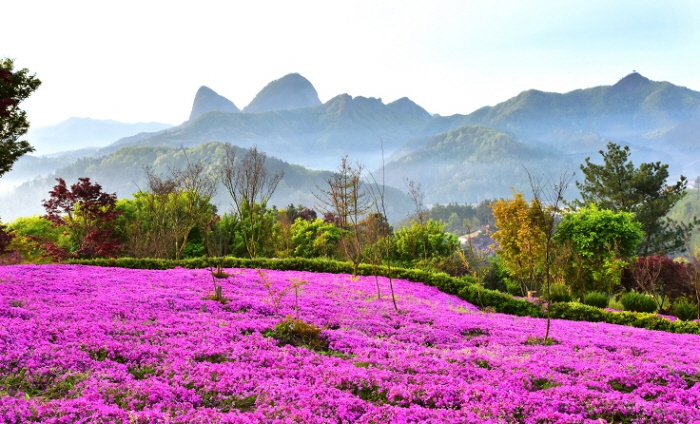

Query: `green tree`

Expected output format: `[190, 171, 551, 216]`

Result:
[1, 58, 41, 178]
[118, 189, 216, 259]
[117, 191, 176, 259]
[290, 218, 343, 258]
[118, 160, 217, 259]
[555, 204, 643, 296]
[220, 145, 283, 259]
[233, 201, 277, 258]
[314, 156, 372, 276]
[393, 219, 459, 266]
[575, 142, 687, 255]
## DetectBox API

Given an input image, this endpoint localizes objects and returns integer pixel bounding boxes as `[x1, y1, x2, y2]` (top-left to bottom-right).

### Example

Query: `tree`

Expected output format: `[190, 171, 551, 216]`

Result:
[527, 170, 572, 344]
[366, 141, 398, 310]
[0, 222, 13, 255]
[679, 224, 700, 320]
[554, 204, 643, 296]
[219, 145, 283, 259]
[290, 218, 343, 258]
[275, 205, 318, 258]
[393, 219, 459, 265]
[118, 160, 217, 259]
[42, 177, 122, 259]
[575, 142, 687, 255]
[315, 156, 372, 276]
[1, 58, 41, 179]
[491, 192, 548, 296]
[160, 160, 217, 259]
[5, 215, 69, 263]
[624, 255, 691, 311]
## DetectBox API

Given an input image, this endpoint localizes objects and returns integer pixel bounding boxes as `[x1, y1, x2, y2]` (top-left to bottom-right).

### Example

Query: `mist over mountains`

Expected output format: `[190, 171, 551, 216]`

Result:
[24, 118, 172, 156]
[2, 72, 700, 222]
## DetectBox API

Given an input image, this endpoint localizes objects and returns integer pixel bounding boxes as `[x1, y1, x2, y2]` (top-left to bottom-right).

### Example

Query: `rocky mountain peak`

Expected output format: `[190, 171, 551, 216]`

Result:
[612, 72, 652, 92]
[243, 73, 321, 113]
[189, 86, 239, 122]
[387, 97, 431, 119]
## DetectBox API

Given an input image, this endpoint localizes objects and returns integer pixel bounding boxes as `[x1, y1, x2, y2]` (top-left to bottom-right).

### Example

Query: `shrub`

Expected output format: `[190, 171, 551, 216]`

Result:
[674, 300, 698, 321]
[416, 254, 470, 277]
[481, 257, 509, 292]
[620, 291, 657, 313]
[269, 316, 328, 352]
[549, 302, 607, 322]
[547, 284, 573, 303]
[457, 285, 544, 317]
[505, 281, 523, 297]
[582, 291, 609, 309]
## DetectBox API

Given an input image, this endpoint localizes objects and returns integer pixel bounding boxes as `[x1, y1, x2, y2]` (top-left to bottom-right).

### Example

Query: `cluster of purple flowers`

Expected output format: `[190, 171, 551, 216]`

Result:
[1, 264, 699, 423]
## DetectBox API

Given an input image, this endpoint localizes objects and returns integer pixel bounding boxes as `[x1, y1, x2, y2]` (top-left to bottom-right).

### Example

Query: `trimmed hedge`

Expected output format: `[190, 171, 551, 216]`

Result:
[674, 300, 698, 322]
[548, 302, 700, 335]
[67, 257, 474, 299]
[458, 285, 544, 317]
[620, 291, 657, 313]
[68, 256, 700, 336]
[582, 291, 609, 309]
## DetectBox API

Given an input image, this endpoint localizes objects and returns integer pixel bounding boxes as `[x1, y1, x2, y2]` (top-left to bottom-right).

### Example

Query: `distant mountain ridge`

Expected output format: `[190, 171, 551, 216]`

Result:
[0, 142, 414, 223]
[97, 91, 434, 170]
[3, 72, 700, 222]
[384, 126, 570, 203]
[465, 73, 700, 143]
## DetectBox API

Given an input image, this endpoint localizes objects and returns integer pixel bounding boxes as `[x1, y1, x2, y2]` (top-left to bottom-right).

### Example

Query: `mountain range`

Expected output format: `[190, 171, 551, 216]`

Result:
[1, 72, 699, 222]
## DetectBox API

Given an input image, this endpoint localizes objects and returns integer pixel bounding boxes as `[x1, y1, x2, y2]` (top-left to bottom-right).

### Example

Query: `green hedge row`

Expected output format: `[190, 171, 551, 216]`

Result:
[548, 302, 700, 335]
[67, 257, 473, 298]
[457, 285, 545, 317]
[68, 257, 700, 336]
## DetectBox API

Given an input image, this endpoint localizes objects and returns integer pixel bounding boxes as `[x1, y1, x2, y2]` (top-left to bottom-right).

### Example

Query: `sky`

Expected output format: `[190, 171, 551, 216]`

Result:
[4, 0, 700, 128]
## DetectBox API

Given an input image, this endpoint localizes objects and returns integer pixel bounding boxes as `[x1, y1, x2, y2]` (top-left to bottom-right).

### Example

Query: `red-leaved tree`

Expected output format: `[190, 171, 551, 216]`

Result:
[42, 177, 122, 259]
[623, 255, 693, 310]
[0, 223, 14, 255]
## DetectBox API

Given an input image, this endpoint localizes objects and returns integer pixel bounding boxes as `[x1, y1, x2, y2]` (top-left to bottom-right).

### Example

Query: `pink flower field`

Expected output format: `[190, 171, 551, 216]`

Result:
[1, 265, 700, 423]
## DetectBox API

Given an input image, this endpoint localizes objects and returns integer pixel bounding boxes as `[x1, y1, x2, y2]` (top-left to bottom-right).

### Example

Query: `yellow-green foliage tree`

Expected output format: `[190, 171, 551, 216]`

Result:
[117, 159, 217, 259]
[117, 190, 216, 259]
[491, 192, 548, 295]
[290, 218, 343, 259]
[5, 216, 69, 263]
[392, 219, 459, 268]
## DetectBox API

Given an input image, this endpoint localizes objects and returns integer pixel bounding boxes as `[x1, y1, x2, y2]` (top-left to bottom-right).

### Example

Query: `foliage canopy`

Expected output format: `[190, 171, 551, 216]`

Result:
[555, 204, 643, 295]
[0, 58, 41, 179]
[575, 142, 687, 255]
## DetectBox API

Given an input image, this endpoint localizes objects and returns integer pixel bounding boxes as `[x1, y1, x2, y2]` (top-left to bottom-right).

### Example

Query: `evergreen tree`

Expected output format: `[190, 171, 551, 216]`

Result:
[575, 142, 687, 255]
[1, 58, 41, 178]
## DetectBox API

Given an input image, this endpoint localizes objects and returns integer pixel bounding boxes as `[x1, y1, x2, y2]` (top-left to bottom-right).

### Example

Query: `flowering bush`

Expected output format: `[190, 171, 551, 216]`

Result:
[1, 265, 700, 423]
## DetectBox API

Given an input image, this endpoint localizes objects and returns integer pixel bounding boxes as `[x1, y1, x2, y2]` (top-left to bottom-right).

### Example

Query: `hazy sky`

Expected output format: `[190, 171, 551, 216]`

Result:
[4, 0, 700, 128]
